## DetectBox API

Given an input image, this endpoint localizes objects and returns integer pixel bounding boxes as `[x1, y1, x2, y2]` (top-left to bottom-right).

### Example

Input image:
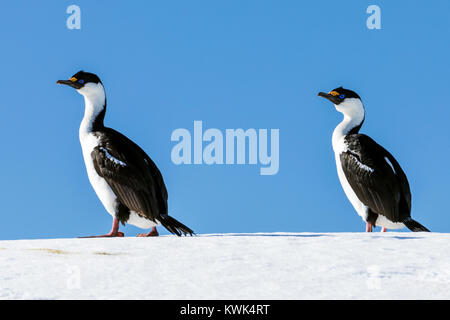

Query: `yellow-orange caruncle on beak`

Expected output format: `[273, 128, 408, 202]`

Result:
[329, 91, 340, 96]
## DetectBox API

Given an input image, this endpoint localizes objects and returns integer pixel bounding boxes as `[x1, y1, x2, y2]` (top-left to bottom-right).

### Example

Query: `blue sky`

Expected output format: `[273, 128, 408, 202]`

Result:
[0, 1, 449, 239]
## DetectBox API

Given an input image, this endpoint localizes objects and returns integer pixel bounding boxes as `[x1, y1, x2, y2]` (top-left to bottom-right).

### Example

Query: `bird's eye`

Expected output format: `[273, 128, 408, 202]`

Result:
[78, 79, 85, 84]
[339, 94, 345, 99]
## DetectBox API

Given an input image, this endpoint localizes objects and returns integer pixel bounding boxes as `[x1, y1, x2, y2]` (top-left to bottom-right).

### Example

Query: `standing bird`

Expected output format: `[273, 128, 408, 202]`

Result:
[57, 71, 194, 237]
[318, 87, 429, 232]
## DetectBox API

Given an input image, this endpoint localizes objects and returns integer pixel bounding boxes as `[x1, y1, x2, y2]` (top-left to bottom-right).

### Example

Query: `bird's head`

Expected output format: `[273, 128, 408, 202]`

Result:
[318, 87, 364, 118]
[57, 71, 104, 99]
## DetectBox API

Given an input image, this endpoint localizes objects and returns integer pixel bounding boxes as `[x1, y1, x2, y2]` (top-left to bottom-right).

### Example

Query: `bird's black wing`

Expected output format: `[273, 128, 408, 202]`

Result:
[91, 128, 168, 222]
[340, 134, 411, 222]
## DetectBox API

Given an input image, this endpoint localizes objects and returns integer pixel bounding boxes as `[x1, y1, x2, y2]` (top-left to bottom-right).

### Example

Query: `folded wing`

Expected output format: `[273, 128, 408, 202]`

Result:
[340, 134, 411, 222]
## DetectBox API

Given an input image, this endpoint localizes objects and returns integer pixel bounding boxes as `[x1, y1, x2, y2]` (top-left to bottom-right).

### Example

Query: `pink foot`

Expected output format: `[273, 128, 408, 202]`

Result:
[137, 227, 159, 237]
[80, 231, 124, 238]
[79, 218, 124, 238]
[366, 222, 373, 232]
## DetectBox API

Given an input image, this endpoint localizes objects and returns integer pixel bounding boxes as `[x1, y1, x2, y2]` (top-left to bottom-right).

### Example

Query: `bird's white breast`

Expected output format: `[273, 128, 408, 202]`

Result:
[334, 150, 369, 222]
[76, 83, 162, 229]
[333, 136, 405, 229]
[332, 121, 369, 222]
[79, 131, 160, 229]
[330, 98, 406, 230]
[79, 131, 118, 217]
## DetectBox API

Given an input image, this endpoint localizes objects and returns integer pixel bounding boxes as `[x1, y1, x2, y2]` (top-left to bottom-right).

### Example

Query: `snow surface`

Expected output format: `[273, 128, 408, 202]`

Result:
[1, 233, 450, 300]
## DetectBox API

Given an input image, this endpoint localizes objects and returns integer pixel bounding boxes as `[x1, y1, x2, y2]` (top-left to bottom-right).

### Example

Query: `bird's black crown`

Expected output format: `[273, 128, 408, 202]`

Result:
[330, 87, 361, 100]
[318, 87, 361, 105]
[71, 71, 102, 85]
[57, 71, 102, 89]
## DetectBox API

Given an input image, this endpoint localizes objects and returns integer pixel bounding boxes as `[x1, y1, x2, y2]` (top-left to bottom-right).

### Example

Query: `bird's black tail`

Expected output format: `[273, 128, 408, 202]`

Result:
[403, 218, 430, 232]
[159, 214, 194, 236]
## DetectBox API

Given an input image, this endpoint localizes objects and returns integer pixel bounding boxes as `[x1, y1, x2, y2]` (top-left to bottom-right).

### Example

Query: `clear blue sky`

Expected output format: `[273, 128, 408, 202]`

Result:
[0, 1, 449, 239]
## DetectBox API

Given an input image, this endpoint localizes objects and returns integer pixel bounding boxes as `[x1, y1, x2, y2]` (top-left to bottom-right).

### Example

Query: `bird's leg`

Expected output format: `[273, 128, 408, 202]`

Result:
[137, 227, 159, 237]
[381, 227, 387, 232]
[103, 218, 125, 237]
[366, 222, 373, 232]
[79, 218, 124, 238]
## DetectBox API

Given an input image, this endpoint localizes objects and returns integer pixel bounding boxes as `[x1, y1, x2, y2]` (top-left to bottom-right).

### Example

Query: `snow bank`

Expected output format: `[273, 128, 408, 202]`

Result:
[0, 233, 449, 299]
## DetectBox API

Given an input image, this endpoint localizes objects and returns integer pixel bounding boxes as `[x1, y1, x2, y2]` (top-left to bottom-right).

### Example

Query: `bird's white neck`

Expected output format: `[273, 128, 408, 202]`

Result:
[78, 83, 106, 136]
[332, 98, 365, 153]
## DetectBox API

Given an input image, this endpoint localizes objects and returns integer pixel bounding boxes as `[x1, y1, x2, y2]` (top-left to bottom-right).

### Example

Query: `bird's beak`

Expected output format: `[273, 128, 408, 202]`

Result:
[56, 79, 82, 89]
[318, 91, 340, 104]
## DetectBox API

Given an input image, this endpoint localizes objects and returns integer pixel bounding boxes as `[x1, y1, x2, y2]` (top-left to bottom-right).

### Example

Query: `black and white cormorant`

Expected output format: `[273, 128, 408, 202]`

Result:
[318, 87, 429, 232]
[57, 71, 194, 237]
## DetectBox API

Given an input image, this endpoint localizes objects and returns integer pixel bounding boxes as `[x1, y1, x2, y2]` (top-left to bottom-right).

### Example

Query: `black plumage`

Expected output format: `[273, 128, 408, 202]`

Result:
[340, 133, 429, 232]
[318, 86, 429, 232]
[340, 134, 411, 224]
[57, 70, 194, 237]
[91, 128, 193, 236]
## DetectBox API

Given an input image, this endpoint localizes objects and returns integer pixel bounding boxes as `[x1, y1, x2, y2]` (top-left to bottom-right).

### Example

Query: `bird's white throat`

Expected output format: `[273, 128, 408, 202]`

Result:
[76, 82, 117, 216]
[332, 98, 365, 153]
[78, 82, 106, 135]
